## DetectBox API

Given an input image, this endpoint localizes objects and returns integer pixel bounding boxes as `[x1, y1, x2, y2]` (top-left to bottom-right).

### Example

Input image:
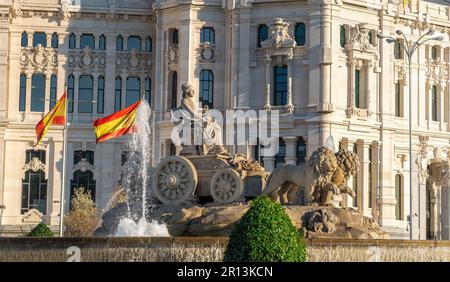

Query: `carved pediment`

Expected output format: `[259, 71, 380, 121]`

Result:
[261, 18, 296, 49]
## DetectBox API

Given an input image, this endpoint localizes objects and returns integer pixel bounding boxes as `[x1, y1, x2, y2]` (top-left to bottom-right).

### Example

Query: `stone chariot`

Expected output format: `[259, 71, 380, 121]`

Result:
[153, 154, 267, 205]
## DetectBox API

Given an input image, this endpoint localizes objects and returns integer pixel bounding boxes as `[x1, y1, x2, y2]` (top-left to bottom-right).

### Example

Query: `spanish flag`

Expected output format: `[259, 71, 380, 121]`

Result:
[92, 100, 142, 143]
[35, 93, 67, 145]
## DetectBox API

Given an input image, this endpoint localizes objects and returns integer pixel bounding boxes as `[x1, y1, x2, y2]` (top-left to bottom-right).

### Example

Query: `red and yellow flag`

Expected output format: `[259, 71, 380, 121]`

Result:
[92, 100, 142, 143]
[35, 93, 67, 145]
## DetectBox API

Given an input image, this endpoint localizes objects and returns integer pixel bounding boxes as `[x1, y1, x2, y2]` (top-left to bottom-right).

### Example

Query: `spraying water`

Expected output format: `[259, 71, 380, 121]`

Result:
[115, 100, 169, 237]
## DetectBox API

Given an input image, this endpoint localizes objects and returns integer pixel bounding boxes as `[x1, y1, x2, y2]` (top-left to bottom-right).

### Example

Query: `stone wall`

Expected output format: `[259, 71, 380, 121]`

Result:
[1, 237, 450, 262]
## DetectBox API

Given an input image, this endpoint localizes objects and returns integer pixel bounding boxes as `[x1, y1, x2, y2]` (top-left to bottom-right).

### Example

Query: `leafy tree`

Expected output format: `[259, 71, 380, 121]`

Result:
[64, 186, 99, 237]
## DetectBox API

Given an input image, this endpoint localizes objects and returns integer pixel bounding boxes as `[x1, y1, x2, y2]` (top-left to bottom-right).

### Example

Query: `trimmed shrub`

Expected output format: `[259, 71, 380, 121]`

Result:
[64, 186, 99, 237]
[224, 195, 307, 262]
[27, 222, 54, 237]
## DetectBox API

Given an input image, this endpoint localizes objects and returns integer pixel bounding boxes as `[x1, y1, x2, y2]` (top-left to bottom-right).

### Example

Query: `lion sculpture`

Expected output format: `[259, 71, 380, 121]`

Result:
[263, 145, 359, 206]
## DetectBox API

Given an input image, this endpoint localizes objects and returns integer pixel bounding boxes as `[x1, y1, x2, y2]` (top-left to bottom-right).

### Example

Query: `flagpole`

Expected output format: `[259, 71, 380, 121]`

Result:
[59, 82, 69, 237]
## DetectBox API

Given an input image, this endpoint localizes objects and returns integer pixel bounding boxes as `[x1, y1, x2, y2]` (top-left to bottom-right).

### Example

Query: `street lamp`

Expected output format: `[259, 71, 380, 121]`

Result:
[377, 29, 444, 240]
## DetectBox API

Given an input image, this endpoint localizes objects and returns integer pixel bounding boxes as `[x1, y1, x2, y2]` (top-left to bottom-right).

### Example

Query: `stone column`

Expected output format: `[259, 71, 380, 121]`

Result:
[286, 54, 294, 113]
[366, 61, 372, 113]
[283, 136, 298, 165]
[439, 85, 445, 130]
[73, 72, 80, 121]
[92, 73, 99, 119]
[27, 32, 33, 48]
[25, 71, 32, 113]
[264, 55, 271, 110]
[44, 73, 51, 112]
[121, 74, 127, 109]
[263, 156, 275, 172]
[348, 60, 355, 109]
[427, 83, 432, 125]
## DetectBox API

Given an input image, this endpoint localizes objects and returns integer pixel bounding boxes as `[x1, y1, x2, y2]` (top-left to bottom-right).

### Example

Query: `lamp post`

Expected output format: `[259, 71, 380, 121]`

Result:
[377, 29, 444, 240]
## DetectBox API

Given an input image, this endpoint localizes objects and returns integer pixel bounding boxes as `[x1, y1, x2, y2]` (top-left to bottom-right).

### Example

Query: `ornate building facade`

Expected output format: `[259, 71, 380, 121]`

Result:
[1, 0, 450, 239]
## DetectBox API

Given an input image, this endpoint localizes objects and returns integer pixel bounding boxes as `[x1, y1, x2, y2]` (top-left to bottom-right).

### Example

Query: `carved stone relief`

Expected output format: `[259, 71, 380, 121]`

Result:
[261, 18, 296, 49]
[68, 47, 106, 71]
[20, 45, 58, 73]
[23, 157, 46, 173]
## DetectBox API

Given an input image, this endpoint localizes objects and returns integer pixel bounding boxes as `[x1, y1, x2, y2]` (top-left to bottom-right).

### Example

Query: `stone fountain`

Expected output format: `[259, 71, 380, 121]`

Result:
[95, 82, 388, 239]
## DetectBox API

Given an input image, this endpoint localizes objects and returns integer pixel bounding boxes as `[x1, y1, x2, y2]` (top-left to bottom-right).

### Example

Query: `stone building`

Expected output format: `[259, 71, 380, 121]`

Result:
[1, 0, 450, 239]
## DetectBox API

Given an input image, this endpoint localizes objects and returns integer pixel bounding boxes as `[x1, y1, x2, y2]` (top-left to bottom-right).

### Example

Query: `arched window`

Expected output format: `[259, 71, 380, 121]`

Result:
[51, 33, 58, 48]
[128, 36, 141, 51]
[31, 74, 45, 112]
[68, 74, 74, 113]
[78, 75, 93, 113]
[199, 70, 214, 108]
[395, 174, 403, 220]
[145, 77, 151, 105]
[171, 72, 178, 109]
[99, 34, 106, 50]
[70, 170, 96, 204]
[19, 74, 26, 112]
[200, 27, 215, 44]
[116, 35, 123, 51]
[33, 32, 47, 47]
[355, 69, 361, 108]
[80, 34, 95, 49]
[273, 66, 288, 106]
[257, 24, 268, 47]
[340, 25, 346, 48]
[145, 36, 152, 52]
[97, 76, 105, 114]
[115, 77, 122, 111]
[22, 149, 47, 214]
[50, 75, 57, 109]
[126, 77, 141, 107]
[432, 85, 438, 121]
[295, 22, 306, 46]
[73, 150, 94, 165]
[21, 31, 28, 47]
[69, 33, 76, 49]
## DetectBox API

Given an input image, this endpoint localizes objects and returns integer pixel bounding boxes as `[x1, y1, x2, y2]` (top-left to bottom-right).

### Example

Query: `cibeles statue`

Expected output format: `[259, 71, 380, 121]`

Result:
[171, 82, 230, 158]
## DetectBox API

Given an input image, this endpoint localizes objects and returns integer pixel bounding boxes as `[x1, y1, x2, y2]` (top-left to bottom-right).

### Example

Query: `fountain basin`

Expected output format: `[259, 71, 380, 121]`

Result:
[1, 237, 450, 262]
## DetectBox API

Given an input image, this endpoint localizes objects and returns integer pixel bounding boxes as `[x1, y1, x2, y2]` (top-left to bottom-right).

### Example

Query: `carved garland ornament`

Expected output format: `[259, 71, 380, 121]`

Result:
[23, 157, 46, 173]
[20, 45, 58, 72]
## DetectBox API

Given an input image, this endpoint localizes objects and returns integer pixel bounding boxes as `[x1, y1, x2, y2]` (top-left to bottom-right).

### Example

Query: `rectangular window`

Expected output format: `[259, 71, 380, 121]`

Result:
[80, 34, 95, 49]
[128, 36, 142, 51]
[31, 74, 45, 112]
[340, 25, 346, 48]
[172, 29, 179, 45]
[19, 74, 26, 112]
[394, 41, 402, 59]
[354, 69, 360, 108]
[274, 138, 286, 168]
[395, 81, 402, 117]
[78, 75, 93, 113]
[274, 66, 288, 106]
[97, 77, 105, 114]
[115, 77, 122, 112]
[126, 77, 140, 107]
[33, 32, 47, 47]
[395, 174, 403, 220]
[432, 85, 438, 121]
[50, 75, 57, 109]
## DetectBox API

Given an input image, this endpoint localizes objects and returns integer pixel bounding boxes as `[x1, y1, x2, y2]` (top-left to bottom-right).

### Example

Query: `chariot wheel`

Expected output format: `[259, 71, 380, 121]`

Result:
[153, 156, 198, 205]
[210, 168, 244, 204]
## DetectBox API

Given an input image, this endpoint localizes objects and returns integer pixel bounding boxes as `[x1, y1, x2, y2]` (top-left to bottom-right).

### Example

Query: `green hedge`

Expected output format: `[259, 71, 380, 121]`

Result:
[224, 195, 307, 262]
[26, 223, 54, 237]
